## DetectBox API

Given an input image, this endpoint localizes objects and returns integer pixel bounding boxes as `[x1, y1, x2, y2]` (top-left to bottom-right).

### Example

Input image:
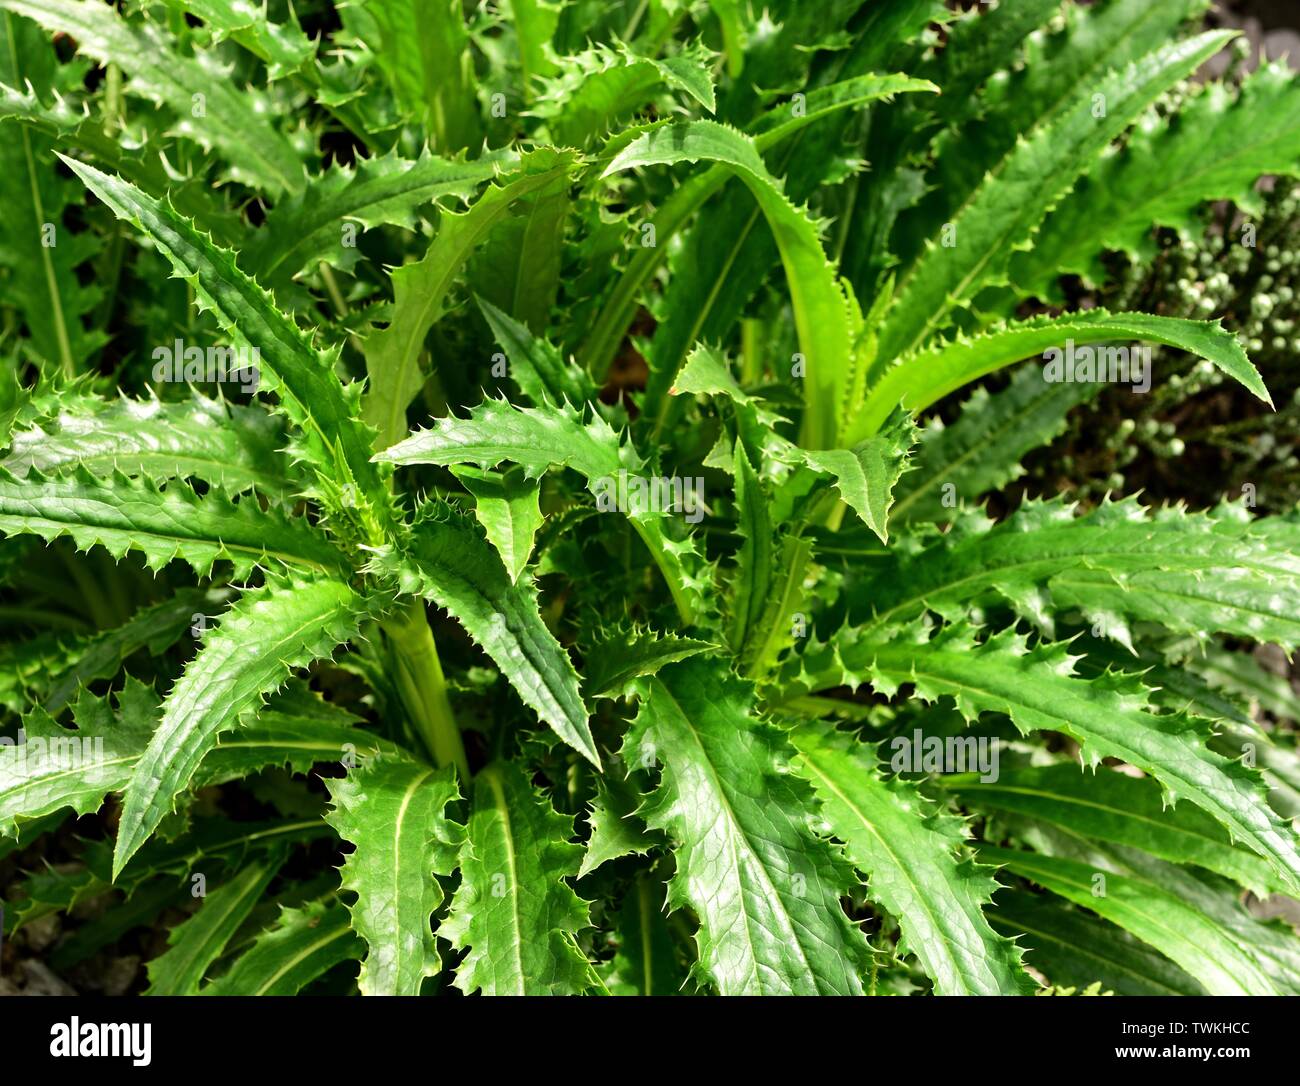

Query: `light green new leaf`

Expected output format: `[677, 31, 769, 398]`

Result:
[578, 776, 657, 878]
[450, 464, 544, 584]
[366, 0, 480, 152]
[443, 761, 596, 995]
[603, 120, 855, 449]
[324, 754, 461, 996]
[797, 409, 917, 541]
[378, 398, 712, 625]
[853, 309, 1267, 441]
[624, 657, 872, 994]
[362, 149, 580, 450]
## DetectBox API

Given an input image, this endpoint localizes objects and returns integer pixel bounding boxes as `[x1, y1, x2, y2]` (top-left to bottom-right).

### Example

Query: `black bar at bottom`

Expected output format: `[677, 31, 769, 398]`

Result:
[0, 994, 1287, 1072]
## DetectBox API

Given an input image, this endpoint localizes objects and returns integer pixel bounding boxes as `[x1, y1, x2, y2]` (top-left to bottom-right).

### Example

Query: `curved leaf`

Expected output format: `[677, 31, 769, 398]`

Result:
[623, 657, 872, 994]
[324, 754, 461, 996]
[114, 576, 368, 876]
[443, 761, 596, 995]
[369, 504, 598, 765]
[603, 120, 855, 449]
[793, 721, 1034, 995]
[876, 31, 1235, 363]
[203, 899, 362, 996]
[853, 309, 1266, 441]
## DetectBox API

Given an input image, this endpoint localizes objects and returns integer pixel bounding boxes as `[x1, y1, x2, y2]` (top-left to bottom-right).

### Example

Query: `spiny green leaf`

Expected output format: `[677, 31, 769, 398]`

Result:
[603, 872, 686, 995]
[1013, 60, 1300, 301]
[377, 395, 623, 480]
[582, 623, 713, 700]
[366, 0, 480, 152]
[843, 622, 1300, 896]
[853, 497, 1300, 650]
[246, 148, 508, 291]
[61, 156, 395, 545]
[450, 464, 544, 584]
[0, 10, 105, 372]
[531, 40, 716, 148]
[476, 294, 598, 406]
[158, 0, 316, 80]
[990, 890, 1205, 996]
[949, 763, 1286, 898]
[793, 721, 1034, 995]
[891, 362, 1098, 525]
[378, 397, 713, 625]
[203, 899, 362, 996]
[579, 72, 935, 386]
[443, 761, 596, 995]
[727, 441, 776, 663]
[0, 678, 156, 838]
[603, 120, 855, 449]
[0, 0, 304, 194]
[41, 589, 213, 715]
[145, 850, 286, 995]
[0, 467, 345, 577]
[368, 503, 598, 766]
[324, 754, 461, 996]
[623, 656, 872, 994]
[469, 154, 573, 335]
[854, 308, 1267, 441]
[0, 82, 242, 242]
[362, 149, 580, 450]
[114, 576, 369, 877]
[2, 391, 294, 499]
[578, 775, 657, 878]
[983, 845, 1279, 995]
[894, 0, 1211, 278]
[796, 409, 917, 542]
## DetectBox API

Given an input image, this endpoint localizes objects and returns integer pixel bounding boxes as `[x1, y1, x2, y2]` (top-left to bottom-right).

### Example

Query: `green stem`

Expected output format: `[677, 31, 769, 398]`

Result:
[383, 600, 468, 777]
[740, 318, 762, 385]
